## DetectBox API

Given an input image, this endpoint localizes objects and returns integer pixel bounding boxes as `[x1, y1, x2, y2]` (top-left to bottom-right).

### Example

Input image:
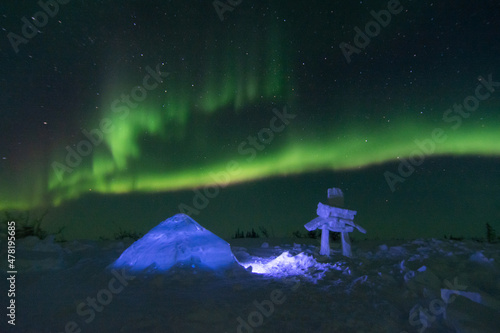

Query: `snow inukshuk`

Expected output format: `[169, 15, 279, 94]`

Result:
[305, 188, 366, 257]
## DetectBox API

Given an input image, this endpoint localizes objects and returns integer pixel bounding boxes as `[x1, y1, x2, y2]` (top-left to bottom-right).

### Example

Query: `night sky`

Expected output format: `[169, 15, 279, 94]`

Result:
[1, 0, 500, 240]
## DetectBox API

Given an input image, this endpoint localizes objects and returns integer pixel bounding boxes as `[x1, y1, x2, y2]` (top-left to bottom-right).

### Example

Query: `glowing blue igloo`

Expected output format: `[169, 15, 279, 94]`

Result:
[111, 214, 237, 271]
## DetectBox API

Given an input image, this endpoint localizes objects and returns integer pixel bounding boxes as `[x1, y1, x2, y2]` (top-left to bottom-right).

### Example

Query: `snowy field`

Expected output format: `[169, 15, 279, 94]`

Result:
[1, 235, 499, 333]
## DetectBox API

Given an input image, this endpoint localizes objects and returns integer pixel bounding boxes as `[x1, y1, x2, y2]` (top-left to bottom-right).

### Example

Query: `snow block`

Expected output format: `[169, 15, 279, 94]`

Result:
[111, 214, 236, 271]
[469, 251, 494, 264]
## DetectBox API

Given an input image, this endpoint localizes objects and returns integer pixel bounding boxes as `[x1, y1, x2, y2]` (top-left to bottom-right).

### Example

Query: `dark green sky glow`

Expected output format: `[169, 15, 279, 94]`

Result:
[1, 0, 499, 239]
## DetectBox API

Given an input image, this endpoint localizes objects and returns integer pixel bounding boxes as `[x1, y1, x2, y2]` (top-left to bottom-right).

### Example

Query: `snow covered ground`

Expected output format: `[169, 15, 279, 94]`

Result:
[1, 235, 499, 333]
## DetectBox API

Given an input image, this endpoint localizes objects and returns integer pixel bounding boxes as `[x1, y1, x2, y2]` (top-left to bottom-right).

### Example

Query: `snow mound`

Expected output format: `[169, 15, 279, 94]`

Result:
[111, 214, 236, 271]
[469, 251, 495, 264]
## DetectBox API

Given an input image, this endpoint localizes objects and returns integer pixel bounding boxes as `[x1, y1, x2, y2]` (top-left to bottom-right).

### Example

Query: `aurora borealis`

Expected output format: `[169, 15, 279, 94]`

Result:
[1, 0, 500, 240]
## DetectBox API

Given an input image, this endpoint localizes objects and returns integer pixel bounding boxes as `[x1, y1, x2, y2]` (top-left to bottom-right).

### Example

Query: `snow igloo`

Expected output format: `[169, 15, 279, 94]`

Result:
[111, 214, 237, 271]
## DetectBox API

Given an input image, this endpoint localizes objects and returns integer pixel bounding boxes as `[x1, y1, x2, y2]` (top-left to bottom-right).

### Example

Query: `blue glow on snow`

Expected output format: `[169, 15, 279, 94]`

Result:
[111, 214, 342, 281]
[241, 251, 342, 281]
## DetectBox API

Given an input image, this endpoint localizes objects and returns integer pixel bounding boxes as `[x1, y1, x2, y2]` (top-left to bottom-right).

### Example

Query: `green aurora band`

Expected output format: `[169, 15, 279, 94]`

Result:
[2, 19, 500, 212]
[4, 109, 499, 211]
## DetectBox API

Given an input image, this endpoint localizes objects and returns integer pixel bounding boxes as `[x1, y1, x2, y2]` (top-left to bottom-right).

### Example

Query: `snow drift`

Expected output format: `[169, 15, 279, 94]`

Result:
[2, 234, 499, 332]
[111, 214, 237, 271]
